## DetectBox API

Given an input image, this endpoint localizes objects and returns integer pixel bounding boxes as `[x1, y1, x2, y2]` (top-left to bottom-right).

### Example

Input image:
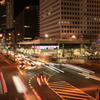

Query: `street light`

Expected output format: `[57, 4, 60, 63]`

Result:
[8, 33, 11, 36]
[71, 35, 76, 39]
[45, 34, 48, 38]
[16, 33, 20, 43]
[17, 33, 20, 36]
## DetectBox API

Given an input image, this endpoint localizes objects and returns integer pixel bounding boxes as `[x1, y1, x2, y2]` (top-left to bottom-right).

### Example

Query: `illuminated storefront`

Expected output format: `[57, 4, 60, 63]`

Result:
[31, 45, 58, 50]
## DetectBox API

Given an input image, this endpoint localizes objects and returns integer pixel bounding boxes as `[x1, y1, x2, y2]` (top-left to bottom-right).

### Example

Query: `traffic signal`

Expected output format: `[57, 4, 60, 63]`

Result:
[44, 47, 48, 49]
[5, 46, 10, 50]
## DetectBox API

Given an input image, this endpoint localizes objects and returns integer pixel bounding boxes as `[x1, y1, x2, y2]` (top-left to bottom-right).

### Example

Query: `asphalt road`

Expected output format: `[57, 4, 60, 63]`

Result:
[0, 54, 38, 100]
[0, 54, 23, 100]
[0, 54, 100, 100]
[49, 68, 100, 99]
[30, 63, 100, 100]
[75, 62, 100, 76]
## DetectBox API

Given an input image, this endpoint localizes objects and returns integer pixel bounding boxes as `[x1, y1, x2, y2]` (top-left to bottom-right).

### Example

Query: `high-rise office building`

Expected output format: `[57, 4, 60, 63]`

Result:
[0, 0, 14, 46]
[5, 0, 14, 45]
[15, 6, 39, 42]
[6, 0, 14, 29]
[0, 0, 6, 37]
[40, 0, 100, 41]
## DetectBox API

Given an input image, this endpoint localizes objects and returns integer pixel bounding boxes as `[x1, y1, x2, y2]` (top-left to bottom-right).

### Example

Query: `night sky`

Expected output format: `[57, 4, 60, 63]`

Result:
[14, 0, 39, 18]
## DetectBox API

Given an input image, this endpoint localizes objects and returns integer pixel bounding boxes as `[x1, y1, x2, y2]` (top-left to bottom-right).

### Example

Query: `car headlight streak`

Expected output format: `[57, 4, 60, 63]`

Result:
[12, 76, 27, 93]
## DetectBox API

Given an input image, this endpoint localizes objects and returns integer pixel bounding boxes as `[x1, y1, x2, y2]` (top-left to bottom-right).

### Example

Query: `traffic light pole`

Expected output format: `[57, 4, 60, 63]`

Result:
[6, 44, 8, 56]
[6, 28, 16, 62]
[12, 29, 16, 62]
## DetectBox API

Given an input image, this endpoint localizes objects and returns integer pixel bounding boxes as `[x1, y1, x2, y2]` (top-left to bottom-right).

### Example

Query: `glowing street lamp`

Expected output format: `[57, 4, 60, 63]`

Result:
[17, 33, 20, 36]
[8, 33, 11, 36]
[71, 35, 76, 39]
[45, 34, 48, 38]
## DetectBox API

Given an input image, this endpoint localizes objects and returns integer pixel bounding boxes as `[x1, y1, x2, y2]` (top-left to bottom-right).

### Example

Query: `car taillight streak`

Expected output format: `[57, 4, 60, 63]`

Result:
[0, 72, 8, 93]
[37, 77, 41, 86]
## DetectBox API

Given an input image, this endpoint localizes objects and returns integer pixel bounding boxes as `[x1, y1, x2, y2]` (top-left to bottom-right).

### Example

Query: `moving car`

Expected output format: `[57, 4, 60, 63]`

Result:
[19, 61, 25, 69]
[24, 65, 36, 71]
[24, 66, 36, 70]
[36, 73, 48, 86]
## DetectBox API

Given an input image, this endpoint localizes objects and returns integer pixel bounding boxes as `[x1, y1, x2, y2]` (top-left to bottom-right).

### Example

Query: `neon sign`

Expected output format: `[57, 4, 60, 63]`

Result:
[31, 45, 58, 49]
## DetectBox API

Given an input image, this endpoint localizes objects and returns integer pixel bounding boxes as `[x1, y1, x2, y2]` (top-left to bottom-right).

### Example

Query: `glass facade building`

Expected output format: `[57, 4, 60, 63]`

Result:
[0, 0, 6, 37]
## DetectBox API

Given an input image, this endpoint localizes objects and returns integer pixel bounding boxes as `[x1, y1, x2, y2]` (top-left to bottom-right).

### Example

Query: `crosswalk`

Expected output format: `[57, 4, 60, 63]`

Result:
[43, 69, 56, 76]
[48, 81, 95, 100]
[78, 72, 100, 81]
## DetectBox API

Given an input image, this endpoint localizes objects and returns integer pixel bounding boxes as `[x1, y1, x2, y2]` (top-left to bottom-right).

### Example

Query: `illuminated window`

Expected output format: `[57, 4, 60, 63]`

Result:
[1, 15, 6, 17]
[24, 25, 30, 28]
[24, 37, 32, 39]
[25, 6, 30, 9]
[58, 21, 60, 24]
[43, 15, 46, 17]
[48, 12, 51, 15]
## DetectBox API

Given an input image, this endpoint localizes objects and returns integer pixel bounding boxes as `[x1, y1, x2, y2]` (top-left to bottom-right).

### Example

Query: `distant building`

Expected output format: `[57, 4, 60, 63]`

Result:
[15, 5, 39, 42]
[4, 0, 14, 45]
[40, 0, 100, 41]
[6, 0, 14, 29]
[0, 0, 6, 37]
[0, 0, 14, 45]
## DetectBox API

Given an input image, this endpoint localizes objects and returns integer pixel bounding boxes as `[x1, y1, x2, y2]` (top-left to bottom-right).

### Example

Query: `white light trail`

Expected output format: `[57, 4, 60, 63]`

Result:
[49, 65, 64, 73]
[45, 65, 60, 73]
[12, 76, 27, 93]
[61, 63, 95, 74]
